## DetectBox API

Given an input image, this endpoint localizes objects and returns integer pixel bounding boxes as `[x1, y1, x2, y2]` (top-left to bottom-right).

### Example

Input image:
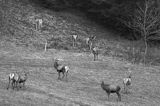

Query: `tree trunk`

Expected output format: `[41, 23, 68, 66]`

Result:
[44, 40, 47, 52]
[144, 38, 148, 64]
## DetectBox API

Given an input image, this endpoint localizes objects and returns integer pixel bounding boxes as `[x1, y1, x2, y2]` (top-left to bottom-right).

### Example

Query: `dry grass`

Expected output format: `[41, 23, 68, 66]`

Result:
[0, 0, 160, 105]
[2, 0, 160, 65]
[0, 45, 160, 106]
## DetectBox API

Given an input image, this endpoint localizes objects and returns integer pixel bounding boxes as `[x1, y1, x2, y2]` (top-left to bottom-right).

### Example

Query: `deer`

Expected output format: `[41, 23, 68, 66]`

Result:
[123, 70, 132, 93]
[92, 47, 98, 61]
[7, 71, 29, 90]
[54, 59, 69, 80]
[35, 18, 43, 31]
[101, 81, 121, 101]
[72, 35, 78, 47]
[18, 71, 28, 89]
[7, 72, 19, 90]
[86, 35, 96, 51]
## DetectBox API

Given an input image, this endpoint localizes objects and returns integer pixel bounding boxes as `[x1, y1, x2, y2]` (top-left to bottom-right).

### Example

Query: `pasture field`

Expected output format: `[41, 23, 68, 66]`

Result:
[1, 0, 160, 105]
[0, 46, 160, 106]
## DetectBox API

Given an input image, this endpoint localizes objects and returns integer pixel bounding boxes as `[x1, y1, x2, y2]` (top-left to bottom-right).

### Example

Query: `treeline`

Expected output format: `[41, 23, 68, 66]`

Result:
[31, 0, 160, 41]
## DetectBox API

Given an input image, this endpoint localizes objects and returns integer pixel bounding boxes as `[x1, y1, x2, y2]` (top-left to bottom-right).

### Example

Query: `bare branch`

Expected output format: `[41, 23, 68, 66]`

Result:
[146, 19, 160, 30]
[136, 3, 145, 15]
[148, 29, 160, 35]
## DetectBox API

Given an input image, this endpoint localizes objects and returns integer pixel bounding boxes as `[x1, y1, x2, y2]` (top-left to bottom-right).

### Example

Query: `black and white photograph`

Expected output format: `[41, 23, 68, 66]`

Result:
[0, 0, 160, 105]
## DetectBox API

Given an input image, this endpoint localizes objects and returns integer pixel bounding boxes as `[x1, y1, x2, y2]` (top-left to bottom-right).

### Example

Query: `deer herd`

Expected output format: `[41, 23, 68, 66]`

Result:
[7, 71, 28, 90]
[32, 16, 98, 61]
[6, 17, 133, 102]
[6, 34, 132, 102]
[7, 60, 132, 102]
[72, 34, 98, 61]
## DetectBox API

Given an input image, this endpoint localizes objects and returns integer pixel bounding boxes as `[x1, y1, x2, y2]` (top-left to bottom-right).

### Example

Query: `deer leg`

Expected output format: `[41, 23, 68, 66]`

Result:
[89, 44, 91, 51]
[74, 39, 76, 47]
[94, 54, 96, 61]
[58, 72, 60, 80]
[15, 82, 19, 91]
[95, 54, 97, 60]
[88, 42, 91, 51]
[124, 84, 125, 92]
[58, 72, 62, 80]
[65, 71, 68, 81]
[7, 78, 10, 90]
[12, 81, 15, 90]
[22, 82, 25, 89]
[124, 83, 128, 93]
[73, 39, 76, 47]
[23, 82, 25, 88]
[116, 92, 121, 101]
[97, 54, 98, 60]
[72, 40, 74, 47]
[126, 86, 128, 94]
[107, 93, 110, 101]
[39, 22, 41, 30]
[123, 83, 126, 93]
[62, 72, 65, 79]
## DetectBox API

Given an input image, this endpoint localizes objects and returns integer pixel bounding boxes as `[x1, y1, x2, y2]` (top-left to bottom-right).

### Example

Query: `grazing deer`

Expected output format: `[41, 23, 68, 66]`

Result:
[72, 35, 78, 47]
[101, 81, 121, 101]
[18, 71, 28, 89]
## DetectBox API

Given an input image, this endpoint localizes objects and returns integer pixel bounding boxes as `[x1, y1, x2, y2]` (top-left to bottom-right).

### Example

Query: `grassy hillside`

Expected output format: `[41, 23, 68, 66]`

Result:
[1, 0, 160, 65]
[0, 44, 160, 106]
[0, 0, 160, 106]
[1, 0, 131, 61]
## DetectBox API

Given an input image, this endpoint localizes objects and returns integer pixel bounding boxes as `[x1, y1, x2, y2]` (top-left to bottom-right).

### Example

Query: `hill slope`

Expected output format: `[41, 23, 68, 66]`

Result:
[0, 45, 160, 106]
[0, 0, 128, 54]
[0, 0, 160, 106]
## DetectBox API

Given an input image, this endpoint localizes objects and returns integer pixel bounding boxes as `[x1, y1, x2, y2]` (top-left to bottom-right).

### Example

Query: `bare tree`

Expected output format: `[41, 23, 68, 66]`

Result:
[44, 39, 48, 52]
[119, 0, 160, 64]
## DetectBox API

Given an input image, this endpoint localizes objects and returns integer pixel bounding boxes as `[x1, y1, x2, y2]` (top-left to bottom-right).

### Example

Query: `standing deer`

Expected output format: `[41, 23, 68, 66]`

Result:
[7, 72, 19, 90]
[101, 81, 121, 101]
[72, 35, 78, 47]
[86, 35, 96, 51]
[54, 59, 69, 80]
[92, 47, 98, 61]
[18, 71, 28, 89]
[7, 71, 29, 90]
[123, 70, 132, 93]
[35, 18, 43, 31]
